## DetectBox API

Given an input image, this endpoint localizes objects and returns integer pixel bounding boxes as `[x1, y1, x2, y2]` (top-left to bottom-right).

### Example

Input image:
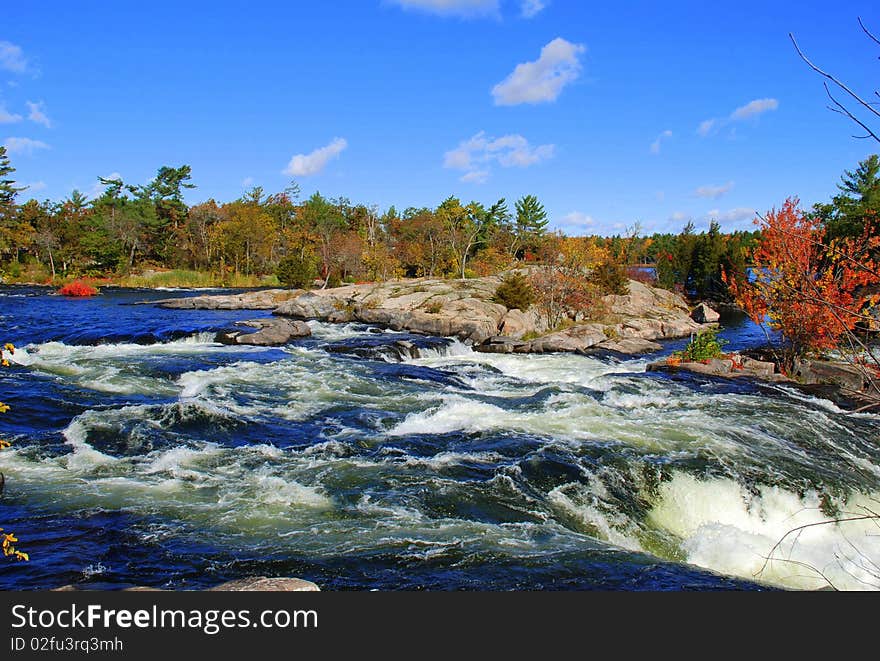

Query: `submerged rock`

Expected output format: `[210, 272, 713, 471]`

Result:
[54, 576, 321, 592]
[217, 318, 311, 346]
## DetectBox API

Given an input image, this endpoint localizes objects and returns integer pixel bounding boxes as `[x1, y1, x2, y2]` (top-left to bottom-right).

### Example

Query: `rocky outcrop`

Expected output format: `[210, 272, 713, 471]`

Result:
[274, 277, 510, 344]
[691, 302, 721, 324]
[156, 289, 302, 310]
[217, 318, 311, 346]
[154, 275, 706, 355]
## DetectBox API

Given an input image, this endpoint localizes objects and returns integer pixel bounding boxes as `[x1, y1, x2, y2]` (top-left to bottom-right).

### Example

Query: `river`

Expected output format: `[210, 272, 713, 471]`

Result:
[1, 286, 878, 590]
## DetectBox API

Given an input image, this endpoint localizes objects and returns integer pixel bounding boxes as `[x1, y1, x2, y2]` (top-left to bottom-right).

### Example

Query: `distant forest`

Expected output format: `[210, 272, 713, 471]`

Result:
[1, 147, 876, 303]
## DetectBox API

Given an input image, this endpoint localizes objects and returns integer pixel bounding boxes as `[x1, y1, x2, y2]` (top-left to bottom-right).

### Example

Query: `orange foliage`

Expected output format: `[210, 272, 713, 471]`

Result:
[724, 197, 880, 361]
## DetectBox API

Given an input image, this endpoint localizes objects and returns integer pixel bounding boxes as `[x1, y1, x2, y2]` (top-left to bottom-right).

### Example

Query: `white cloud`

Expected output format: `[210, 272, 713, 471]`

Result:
[460, 170, 489, 184]
[283, 137, 348, 177]
[491, 37, 585, 106]
[669, 211, 690, 223]
[704, 207, 756, 226]
[0, 41, 28, 74]
[3, 136, 49, 155]
[389, 0, 499, 17]
[444, 131, 554, 183]
[696, 119, 716, 137]
[520, 0, 546, 18]
[650, 129, 672, 154]
[698, 98, 779, 137]
[694, 181, 734, 199]
[26, 101, 52, 128]
[558, 211, 595, 231]
[242, 176, 254, 188]
[730, 98, 779, 121]
[0, 104, 22, 124]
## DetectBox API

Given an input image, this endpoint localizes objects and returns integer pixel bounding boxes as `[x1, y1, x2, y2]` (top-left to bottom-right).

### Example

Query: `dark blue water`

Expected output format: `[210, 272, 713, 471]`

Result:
[1, 287, 878, 591]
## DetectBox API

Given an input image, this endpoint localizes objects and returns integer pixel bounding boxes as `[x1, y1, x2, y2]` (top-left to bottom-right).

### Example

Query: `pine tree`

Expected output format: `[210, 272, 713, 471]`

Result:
[511, 195, 548, 258]
[0, 146, 25, 206]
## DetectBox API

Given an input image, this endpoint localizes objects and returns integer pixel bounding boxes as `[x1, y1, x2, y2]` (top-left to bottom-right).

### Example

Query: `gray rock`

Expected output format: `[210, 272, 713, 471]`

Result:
[217, 318, 311, 346]
[741, 357, 775, 378]
[475, 336, 527, 354]
[792, 358, 865, 392]
[156, 289, 301, 310]
[275, 291, 348, 319]
[691, 303, 721, 324]
[596, 338, 663, 355]
[393, 340, 421, 360]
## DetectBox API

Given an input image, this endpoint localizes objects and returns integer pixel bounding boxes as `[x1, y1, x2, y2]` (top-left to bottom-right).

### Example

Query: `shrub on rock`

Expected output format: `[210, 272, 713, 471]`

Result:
[493, 272, 535, 311]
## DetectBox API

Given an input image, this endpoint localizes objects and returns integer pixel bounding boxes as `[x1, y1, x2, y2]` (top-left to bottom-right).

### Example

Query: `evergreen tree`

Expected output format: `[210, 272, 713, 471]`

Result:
[511, 194, 548, 258]
[814, 154, 880, 240]
[0, 146, 25, 205]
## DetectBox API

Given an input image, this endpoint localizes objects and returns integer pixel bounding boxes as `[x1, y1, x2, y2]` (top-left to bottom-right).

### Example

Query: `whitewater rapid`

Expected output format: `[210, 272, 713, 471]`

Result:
[2, 314, 879, 591]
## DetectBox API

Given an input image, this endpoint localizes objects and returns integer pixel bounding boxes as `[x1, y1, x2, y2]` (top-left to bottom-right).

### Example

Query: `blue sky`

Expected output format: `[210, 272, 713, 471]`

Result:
[2, 0, 878, 235]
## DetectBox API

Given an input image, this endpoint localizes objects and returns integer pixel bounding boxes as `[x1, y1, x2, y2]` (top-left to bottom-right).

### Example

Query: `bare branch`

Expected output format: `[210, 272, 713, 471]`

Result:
[858, 16, 880, 47]
[824, 82, 880, 142]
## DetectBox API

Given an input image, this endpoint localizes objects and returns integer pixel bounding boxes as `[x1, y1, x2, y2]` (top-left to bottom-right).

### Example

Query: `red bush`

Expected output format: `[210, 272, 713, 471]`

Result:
[58, 281, 99, 297]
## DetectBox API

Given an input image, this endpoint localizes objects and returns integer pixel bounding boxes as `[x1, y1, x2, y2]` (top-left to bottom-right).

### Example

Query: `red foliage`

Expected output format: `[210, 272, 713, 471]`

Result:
[58, 281, 99, 297]
[724, 197, 880, 362]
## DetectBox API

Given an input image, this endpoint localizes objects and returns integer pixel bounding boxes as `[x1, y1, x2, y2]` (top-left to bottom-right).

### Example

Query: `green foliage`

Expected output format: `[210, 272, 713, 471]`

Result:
[492, 271, 535, 310]
[509, 194, 548, 258]
[276, 254, 317, 288]
[814, 154, 880, 241]
[675, 327, 728, 362]
[588, 261, 629, 296]
[0, 146, 25, 206]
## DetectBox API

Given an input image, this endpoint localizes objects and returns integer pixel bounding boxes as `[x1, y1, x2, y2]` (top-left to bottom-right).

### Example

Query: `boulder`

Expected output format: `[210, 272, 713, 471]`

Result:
[691, 303, 721, 324]
[217, 318, 311, 346]
[207, 577, 320, 592]
[475, 336, 527, 354]
[647, 358, 734, 377]
[792, 358, 865, 392]
[741, 357, 776, 378]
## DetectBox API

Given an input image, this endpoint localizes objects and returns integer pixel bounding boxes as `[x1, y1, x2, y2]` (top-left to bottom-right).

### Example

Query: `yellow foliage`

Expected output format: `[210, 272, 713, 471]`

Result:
[0, 342, 28, 561]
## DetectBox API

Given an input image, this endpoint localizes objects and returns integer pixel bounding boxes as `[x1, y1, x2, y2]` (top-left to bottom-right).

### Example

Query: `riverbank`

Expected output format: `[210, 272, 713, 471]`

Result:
[0, 268, 279, 290]
[153, 275, 713, 355]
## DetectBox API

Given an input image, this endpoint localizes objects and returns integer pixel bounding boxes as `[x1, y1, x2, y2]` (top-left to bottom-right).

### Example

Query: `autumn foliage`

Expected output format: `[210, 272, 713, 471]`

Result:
[724, 197, 880, 364]
[57, 281, 99, 297]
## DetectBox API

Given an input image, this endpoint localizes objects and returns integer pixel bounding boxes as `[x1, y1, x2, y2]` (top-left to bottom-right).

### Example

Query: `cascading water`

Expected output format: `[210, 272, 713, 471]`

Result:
[1, 286, 878, 590]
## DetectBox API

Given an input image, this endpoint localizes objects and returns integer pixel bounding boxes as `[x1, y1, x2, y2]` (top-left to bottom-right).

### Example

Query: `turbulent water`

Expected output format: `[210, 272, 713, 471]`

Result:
[1, 286, 878, 591]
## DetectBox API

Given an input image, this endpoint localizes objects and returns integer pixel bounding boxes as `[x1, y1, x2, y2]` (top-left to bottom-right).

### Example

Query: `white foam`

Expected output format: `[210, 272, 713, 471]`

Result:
[648, 472, 880, 591]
